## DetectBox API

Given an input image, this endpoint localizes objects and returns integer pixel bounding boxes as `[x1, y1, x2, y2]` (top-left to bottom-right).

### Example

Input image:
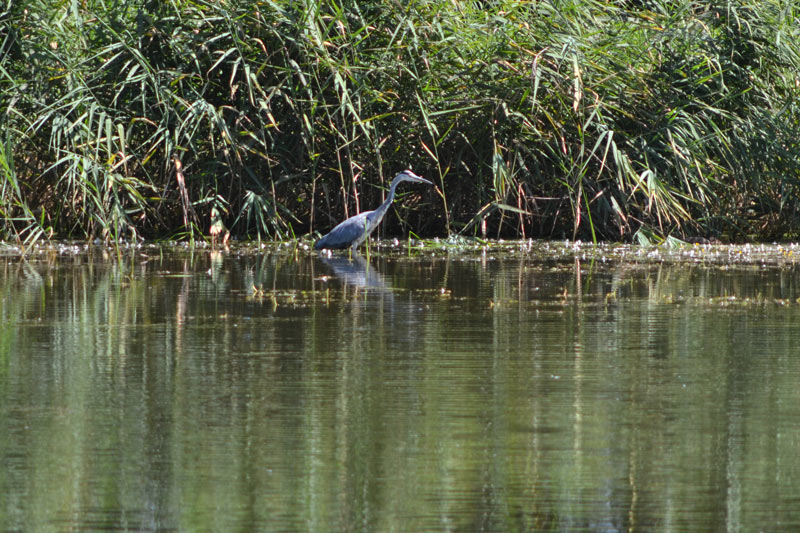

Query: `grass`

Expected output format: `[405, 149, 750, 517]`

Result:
[1, 0, 799, 244]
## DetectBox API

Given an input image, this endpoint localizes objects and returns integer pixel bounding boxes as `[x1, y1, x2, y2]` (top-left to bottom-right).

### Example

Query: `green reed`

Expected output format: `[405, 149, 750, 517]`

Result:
[1, 0, 799, 244]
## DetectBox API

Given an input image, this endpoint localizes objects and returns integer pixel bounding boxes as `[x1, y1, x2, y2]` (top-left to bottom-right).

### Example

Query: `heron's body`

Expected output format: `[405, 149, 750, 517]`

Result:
[315, 170, 432, 252]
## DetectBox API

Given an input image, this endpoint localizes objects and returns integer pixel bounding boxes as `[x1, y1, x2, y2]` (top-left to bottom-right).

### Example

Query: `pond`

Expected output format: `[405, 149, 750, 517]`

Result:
[2, 240, 800, 531]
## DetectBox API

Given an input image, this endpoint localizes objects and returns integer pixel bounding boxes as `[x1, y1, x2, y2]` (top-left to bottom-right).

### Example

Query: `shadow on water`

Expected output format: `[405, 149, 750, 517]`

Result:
[1, 241, 800, 531]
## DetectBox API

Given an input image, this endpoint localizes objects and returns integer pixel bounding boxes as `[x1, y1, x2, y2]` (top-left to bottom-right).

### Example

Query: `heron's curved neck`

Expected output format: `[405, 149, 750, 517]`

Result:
[371, 177, 401, 219]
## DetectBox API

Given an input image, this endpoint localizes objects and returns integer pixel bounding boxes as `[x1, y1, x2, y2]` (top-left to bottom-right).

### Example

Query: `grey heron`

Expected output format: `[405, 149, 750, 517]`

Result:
[315, 170, 432, 252]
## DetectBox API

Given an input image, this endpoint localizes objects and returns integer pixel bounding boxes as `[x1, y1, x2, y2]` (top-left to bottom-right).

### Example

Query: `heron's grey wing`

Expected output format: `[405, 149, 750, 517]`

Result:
[315, 212, 369, 250]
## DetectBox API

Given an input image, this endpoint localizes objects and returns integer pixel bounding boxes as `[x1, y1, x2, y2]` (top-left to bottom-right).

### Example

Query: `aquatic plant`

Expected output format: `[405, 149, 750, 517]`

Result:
[1, 0, 799, 243]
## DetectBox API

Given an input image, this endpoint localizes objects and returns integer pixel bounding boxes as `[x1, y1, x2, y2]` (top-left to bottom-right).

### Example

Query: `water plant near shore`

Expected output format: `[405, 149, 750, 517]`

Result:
[2, 1, 799, 244]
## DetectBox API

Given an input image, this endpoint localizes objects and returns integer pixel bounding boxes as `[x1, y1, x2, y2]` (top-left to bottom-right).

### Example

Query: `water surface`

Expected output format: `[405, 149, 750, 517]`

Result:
[1, 241, 800, 531]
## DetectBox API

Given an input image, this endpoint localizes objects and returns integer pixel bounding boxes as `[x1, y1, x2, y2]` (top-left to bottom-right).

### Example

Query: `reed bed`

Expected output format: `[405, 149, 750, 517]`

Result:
[2, 0, 799, 245]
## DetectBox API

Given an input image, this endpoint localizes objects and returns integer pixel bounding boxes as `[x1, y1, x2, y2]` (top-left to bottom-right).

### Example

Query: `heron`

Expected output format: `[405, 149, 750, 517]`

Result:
[315, 170, 432, 252]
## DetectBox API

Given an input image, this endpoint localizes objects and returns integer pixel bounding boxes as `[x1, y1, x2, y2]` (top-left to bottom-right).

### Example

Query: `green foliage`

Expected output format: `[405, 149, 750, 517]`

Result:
[1, 0, 799, 242]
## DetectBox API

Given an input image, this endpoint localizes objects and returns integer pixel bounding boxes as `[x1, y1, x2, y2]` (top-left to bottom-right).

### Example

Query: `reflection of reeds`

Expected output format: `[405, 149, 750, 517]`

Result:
[2, 246, 800, 530]
[2, 1, 799, 243]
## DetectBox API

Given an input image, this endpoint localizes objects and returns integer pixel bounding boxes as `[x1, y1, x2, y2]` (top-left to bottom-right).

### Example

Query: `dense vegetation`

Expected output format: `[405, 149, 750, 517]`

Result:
[2, 0, 799, 245]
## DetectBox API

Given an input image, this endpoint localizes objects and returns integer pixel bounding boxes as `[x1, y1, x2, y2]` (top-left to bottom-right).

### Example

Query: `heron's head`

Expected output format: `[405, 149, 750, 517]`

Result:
[393, 170, 433, 186]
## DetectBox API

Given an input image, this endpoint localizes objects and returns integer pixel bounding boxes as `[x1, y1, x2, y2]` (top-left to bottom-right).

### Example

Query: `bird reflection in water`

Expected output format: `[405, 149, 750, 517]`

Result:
[318, 253, 388, 291]
[316, 253, 427, 356]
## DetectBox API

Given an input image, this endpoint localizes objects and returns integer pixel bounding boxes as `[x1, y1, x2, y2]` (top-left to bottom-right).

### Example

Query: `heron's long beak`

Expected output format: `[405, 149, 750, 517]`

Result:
[404, 170, 433, 185]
